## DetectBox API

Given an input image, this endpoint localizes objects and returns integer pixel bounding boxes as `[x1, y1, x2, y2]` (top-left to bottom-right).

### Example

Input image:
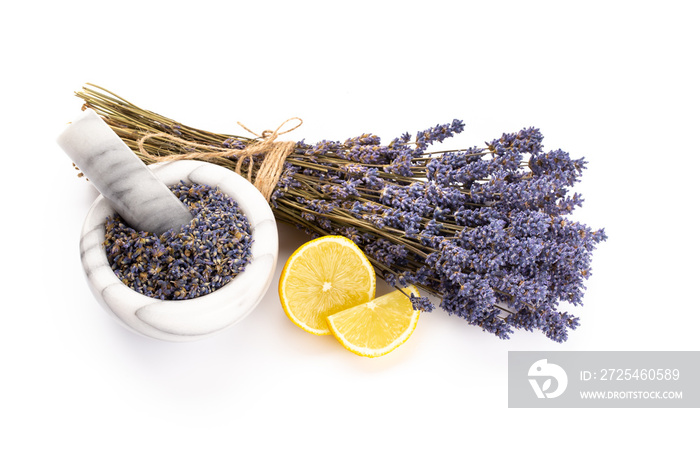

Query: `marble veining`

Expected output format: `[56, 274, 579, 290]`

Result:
[79, 160, 279, 342]
[59, 109, 193, 235]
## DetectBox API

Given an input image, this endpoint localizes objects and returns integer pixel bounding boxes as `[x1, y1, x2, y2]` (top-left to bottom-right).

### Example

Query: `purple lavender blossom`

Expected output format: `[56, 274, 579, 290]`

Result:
[80, 87, 605, 342]
[269, 122, 606, 342]
[104, 183, 253, 300]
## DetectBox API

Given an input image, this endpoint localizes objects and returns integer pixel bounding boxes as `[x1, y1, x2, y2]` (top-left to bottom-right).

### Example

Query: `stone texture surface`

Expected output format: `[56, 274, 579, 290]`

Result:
[79, 160, 278, 342]
[58, 109, 193, 235]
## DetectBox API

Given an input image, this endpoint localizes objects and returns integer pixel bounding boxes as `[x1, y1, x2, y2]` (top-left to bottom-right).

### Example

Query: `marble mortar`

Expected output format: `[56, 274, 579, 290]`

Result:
[80, 160, 278, 342]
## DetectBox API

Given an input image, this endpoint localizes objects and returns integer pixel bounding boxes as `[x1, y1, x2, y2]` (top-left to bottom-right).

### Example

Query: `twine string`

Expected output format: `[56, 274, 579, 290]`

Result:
[137, 117, 302, 201]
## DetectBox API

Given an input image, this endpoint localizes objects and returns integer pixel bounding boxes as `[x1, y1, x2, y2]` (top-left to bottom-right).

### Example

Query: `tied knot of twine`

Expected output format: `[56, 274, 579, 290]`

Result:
[137, 117, 302, 202]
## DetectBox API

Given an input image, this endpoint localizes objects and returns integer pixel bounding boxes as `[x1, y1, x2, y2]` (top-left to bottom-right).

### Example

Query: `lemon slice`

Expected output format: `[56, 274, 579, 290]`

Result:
[279, 235, 376, 335]
[327, 285, 421, 357]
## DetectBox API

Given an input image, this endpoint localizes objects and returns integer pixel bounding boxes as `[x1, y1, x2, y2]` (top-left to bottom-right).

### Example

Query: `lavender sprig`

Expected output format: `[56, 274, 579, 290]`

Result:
[78, 84, 606, 342]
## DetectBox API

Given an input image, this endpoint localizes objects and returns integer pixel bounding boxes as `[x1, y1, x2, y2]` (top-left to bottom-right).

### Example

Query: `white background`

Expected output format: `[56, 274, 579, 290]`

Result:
[2, 0, 698, 464]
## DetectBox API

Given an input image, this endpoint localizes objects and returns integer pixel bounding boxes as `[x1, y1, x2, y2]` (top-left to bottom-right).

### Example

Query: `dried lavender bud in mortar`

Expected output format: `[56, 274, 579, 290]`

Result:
[103, 183, 253, 300]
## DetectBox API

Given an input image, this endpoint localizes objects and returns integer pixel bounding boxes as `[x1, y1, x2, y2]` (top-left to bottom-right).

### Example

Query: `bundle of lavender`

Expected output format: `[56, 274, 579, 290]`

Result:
[76, 84, 605, 342]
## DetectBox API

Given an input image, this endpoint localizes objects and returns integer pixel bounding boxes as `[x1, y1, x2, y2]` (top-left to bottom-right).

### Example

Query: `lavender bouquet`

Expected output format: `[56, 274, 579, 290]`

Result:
[76, 84, 606, 342]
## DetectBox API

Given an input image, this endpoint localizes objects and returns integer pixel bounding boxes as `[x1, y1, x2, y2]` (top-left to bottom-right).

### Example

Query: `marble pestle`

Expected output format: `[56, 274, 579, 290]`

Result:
[58, 109, 193, 235]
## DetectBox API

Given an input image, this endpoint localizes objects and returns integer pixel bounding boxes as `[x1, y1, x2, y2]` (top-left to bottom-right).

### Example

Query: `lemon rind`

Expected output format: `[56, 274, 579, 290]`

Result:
[279, 235, 376, 335]
[327, 285, 421, 357]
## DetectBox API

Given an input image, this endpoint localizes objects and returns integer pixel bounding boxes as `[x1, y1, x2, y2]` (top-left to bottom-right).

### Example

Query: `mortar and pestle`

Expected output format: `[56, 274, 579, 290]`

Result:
[58, 109, 278, 342]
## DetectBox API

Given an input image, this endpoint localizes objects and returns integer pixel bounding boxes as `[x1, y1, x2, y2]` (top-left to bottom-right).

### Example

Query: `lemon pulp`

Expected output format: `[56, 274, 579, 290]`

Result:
[279, 236, 376, 335]
[327, 285, 420, 357]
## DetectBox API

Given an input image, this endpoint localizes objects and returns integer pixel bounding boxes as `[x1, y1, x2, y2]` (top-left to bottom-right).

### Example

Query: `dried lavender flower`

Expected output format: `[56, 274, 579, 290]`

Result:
[269, 125, 606, 342]
[79, 85, 605, 342]
[104, 183, 253, 300]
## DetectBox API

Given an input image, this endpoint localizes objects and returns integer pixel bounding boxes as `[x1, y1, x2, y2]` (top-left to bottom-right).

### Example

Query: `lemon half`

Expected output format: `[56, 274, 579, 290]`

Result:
[279, 236, 376, 335]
